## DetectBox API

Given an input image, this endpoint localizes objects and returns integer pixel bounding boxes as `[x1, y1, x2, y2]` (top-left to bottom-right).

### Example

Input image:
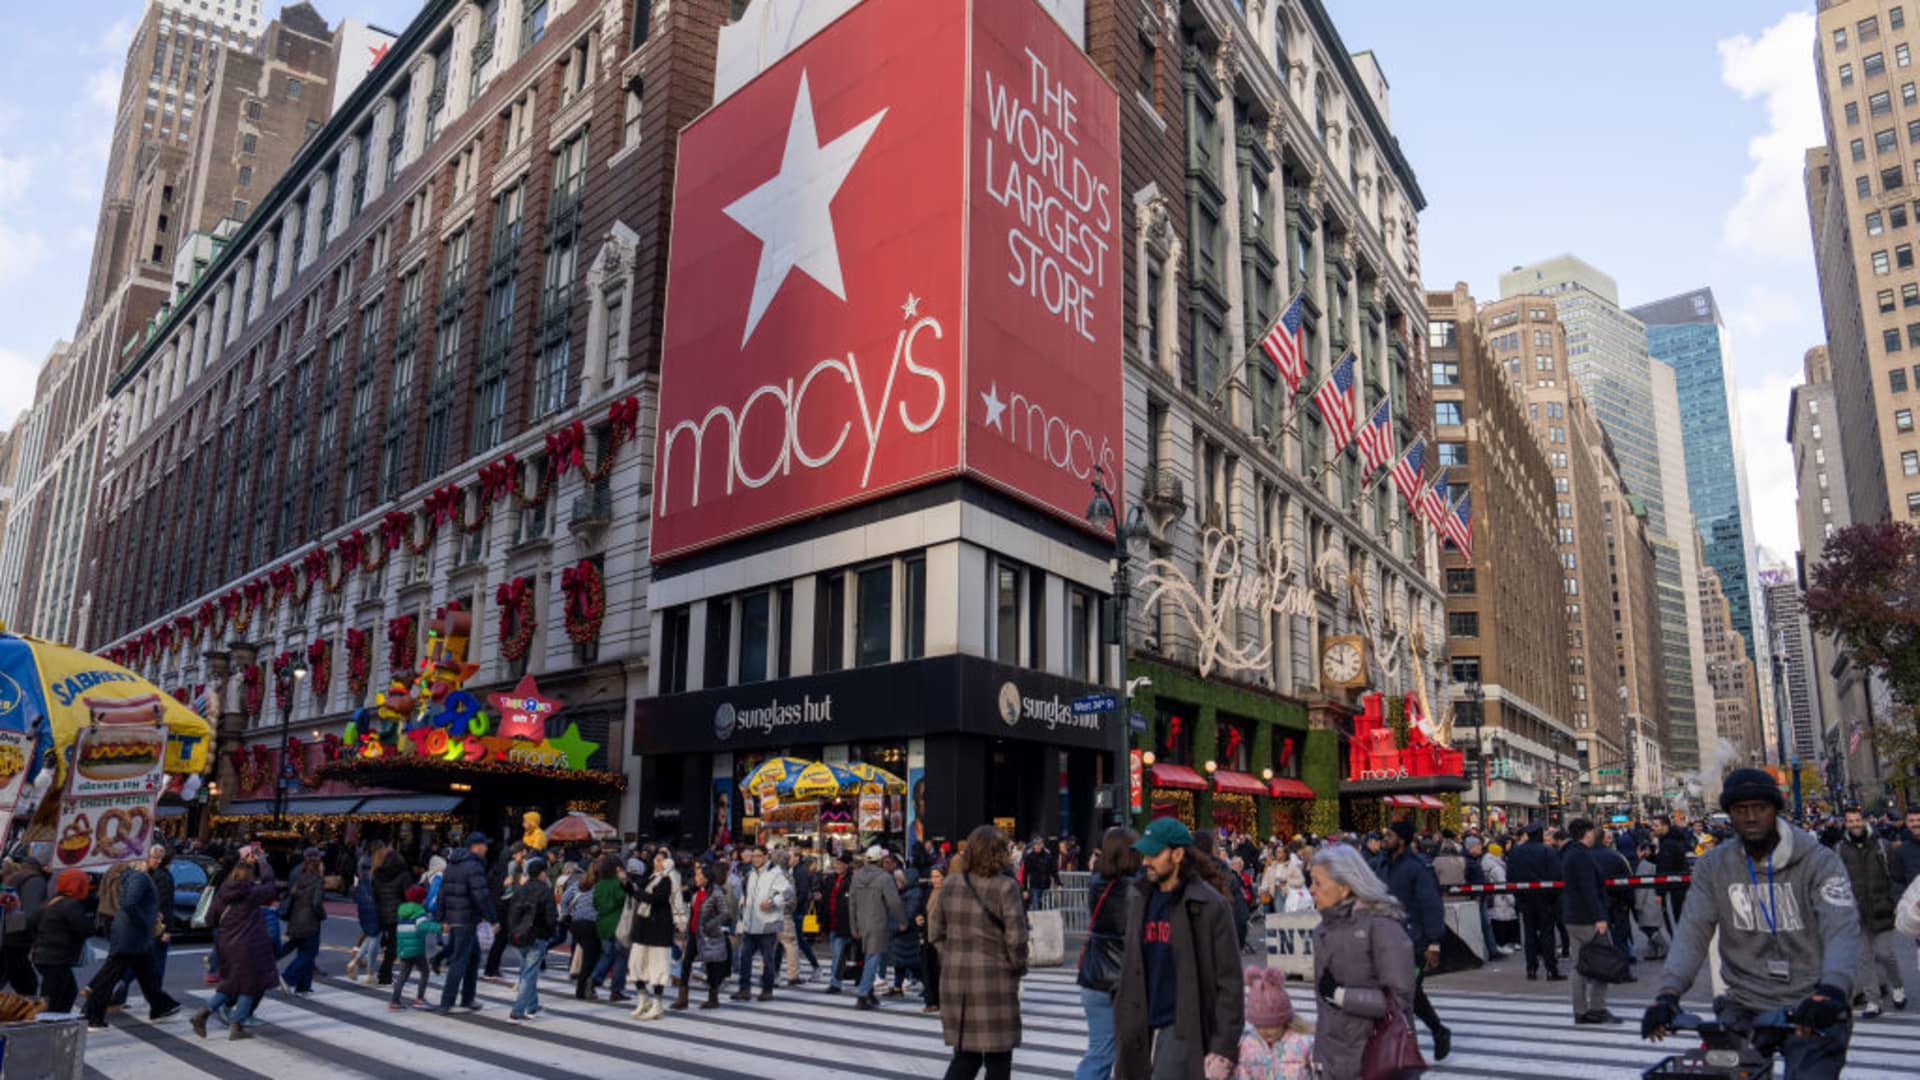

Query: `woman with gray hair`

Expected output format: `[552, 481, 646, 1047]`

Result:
[1307, 844, 1420, 1079]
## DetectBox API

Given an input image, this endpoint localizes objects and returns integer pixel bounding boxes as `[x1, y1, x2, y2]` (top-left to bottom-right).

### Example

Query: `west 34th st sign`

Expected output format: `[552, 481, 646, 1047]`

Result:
[650, 0, 1123, 562]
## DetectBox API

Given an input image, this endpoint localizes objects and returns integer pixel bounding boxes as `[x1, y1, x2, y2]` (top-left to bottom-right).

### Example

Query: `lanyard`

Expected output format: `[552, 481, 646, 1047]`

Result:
[1744, 853, 1777, 938]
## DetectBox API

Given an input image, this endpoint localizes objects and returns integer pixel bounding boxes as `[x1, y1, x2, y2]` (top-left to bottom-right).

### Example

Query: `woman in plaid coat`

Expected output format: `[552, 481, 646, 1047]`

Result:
[927, 824, 1030, 1079]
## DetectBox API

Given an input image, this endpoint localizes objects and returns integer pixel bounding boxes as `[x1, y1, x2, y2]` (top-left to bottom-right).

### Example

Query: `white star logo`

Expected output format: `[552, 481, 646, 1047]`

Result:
[901, 293, 920, 321]
[981, 382, 1007, 433]
[723, 71, 887, 347]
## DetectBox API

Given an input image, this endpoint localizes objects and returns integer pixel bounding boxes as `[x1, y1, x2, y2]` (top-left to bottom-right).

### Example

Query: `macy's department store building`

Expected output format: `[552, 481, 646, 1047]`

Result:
[630, 0, 1125, 853]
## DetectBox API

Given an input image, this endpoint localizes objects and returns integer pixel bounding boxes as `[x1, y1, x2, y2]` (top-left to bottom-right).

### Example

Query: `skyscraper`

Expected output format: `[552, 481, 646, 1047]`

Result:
[1500, 256, 1716, 796]
[1759, 563, 1819, 765]
[1630, 288, 1761, 662]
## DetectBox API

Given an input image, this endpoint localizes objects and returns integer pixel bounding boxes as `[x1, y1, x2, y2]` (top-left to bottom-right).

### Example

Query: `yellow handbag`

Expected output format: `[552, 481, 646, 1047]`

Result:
[802, 913, 821, 935]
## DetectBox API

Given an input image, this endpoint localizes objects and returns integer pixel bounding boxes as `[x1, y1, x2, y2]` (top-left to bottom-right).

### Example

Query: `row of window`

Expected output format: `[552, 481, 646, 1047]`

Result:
[1836, 42, 1911, 88]
[1834, 9, 1906, 52]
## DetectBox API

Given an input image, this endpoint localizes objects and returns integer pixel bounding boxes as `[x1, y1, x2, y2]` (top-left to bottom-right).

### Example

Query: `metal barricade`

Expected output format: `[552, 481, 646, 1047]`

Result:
[1031, 870, 1091, 933]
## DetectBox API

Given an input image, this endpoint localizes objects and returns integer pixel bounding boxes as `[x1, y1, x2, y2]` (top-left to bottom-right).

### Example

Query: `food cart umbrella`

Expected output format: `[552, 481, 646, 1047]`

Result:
[741, 756, 813, 796]
[844, 762, 907, 794]
[0, 634, 213, 785]
[545, 810, 619, 843]
[785, 760, 861, 800]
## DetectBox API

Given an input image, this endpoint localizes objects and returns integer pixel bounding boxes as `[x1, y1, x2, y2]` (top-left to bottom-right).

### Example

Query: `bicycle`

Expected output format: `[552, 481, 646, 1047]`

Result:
[1641, 1008, 1796, 1080]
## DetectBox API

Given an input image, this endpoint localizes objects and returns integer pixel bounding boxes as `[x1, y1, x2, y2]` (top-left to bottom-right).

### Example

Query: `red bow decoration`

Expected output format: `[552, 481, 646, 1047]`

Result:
[608, 395, 641, 442]
[172, 614, 195, 646]
[169, 686, 191, 703]
[386, 614, 417, 674]
[242, 578, 269, 610]
[1165, 715, 1184, 752]
[1223, 727, 1243, 761]
[307, 639, 333, 699]
[1278, 737, 1295, 768]
[379, 510, 413, 551]
[321, 732, 343, 762]
[156, 625, 174, 653]
[301, 547, 330, 584]
[344, 627, 372, 697]
[478, 454, 517, 506]
[425, 484, 465, 526]
[241, 665, 264, 719]
[546, 420, 587, 476]
[338, 529, 368, 571]
[196, 601, 216, 630]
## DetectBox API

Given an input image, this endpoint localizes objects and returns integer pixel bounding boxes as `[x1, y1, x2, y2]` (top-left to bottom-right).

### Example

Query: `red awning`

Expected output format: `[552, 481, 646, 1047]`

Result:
[1212, 770, 1267, 796]
[1268, 777, 1315, 800]
[1419, 796, 1446, 809]
[1384, 795, 1422, 807]
[1150, 763, 1209, 791]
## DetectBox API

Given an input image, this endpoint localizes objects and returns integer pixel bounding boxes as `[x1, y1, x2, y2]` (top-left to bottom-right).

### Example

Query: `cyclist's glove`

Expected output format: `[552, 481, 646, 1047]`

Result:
[1640, 992, 1681, 1039]
[1789, 984, 1849, 1029]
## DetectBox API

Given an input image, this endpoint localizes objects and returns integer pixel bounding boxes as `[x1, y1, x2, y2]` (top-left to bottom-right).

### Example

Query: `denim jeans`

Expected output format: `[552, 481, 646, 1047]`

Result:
[438, 924, 480, 1009]
[206, 990, 257, 1025]
[1074, 986, 1116, 1080]
[827, 934, 853, 989]
[856, 950, 885, 997]
[590, 936, 626, 990]
[512, 939, 547, 1017]
[282, 934, 321, 992]
[738, 932, 779, 993]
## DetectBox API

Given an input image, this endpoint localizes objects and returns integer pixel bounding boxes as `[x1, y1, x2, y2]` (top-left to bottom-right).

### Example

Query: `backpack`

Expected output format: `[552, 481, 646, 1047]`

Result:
[507, 892, 539, 947]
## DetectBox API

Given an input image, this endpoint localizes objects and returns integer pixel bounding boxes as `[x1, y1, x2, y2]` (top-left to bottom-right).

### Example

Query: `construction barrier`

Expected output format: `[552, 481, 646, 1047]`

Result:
[1446, 874, 1690, 894]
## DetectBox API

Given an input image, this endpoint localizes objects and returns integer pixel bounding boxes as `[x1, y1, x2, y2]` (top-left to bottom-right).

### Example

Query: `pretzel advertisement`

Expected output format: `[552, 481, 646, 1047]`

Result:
[55, 722, 165, 871]
[0, 728, 34, 848]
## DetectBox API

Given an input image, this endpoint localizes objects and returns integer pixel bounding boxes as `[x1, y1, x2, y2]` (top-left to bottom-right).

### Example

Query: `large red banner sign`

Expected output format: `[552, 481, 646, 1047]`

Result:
[652, 0, 1122, 562]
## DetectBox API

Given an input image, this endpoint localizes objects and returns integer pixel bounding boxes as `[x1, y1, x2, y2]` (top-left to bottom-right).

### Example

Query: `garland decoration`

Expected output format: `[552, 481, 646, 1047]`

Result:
[386, 613, 418, 675]
[345, 627, 372, 698]
[495, 576, 537, 662]
[232, 746, 263, 794]
[271, 651, 296, 712]
[511, 453, 551, 509]
[315, 752, 629, 792]
[241, 663, 264, 720]
[307, 638, 332, 700]
[559, 560, 604, 644]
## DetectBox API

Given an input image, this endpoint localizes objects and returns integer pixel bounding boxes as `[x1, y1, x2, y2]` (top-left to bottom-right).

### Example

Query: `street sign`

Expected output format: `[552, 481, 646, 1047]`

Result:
[1129, 710, 1148, 733]
[1071, 693, 1118, 716]
[1596, 766, 1623, 777]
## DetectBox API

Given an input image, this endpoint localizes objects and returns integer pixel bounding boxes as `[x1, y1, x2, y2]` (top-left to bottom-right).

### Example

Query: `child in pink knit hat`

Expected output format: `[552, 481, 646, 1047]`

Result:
[1234, 965, 1314, 1079]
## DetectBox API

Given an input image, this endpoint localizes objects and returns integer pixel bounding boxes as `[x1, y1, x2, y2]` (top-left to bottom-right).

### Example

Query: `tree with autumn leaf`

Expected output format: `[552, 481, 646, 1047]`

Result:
[1802, 521, 1920, 795]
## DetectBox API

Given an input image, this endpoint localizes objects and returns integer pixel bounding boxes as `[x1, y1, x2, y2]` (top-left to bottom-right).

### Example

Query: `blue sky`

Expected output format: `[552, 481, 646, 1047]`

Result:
[1, 2, 1821, 560]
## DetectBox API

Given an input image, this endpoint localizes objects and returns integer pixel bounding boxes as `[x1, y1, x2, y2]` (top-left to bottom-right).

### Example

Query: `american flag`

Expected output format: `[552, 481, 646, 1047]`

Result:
[1259, 292, 1307, 393]
[1420, 473, 1451, 530]
[1357, 396, 1395, 476]
[1311, 352, 1359, 451]
[1443, 491, 1472, 558]
[1390, 437, 1427, 503]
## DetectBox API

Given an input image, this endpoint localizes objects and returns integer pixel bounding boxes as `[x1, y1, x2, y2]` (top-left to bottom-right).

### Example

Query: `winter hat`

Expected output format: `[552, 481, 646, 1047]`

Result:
[428, 855, 447, 875]
[1719, 767, 1785, 812]
[54, 869, 89, 900]
[1244, 966, 1294, 1028]
[525, 857, 548, 876]
[405, 885, 427, 903]
[626, 857, 646, 876]
[464, 831, 492, 848]
[1487, 843, 1504, 856]
[1387, 820, 1416, 844]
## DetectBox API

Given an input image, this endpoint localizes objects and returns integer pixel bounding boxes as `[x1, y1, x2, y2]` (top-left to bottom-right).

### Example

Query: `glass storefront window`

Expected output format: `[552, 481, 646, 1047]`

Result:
[856, 564, 892, 667]
[739, 590, 770, 683]
[994, 562, 1020, 663]
[1068, 587, 1091, 681]
[904, 558, 926, 659]
[814, 572, 846, 672]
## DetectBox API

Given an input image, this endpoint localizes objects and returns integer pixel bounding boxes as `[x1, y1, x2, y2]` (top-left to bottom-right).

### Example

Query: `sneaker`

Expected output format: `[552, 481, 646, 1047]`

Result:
[922, 1004, 940, 1015]
[507, 1013, 529, 1024]
[86, 1020, 108, 1031]
[1893, 988, 1908, 1011]
[461, 1002, 484, 1012]
[410, 1000, 433, 1010]
[855, 995, 877, 1011]
[1860, 1002, 1884, 1020]
[824, 985, 842, 995]
[387, 1002, 408, 1012]
[149, 1003, 182, 1022]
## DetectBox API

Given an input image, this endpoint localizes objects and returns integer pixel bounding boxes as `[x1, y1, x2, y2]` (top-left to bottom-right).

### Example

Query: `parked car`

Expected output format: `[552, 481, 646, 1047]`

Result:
[167, 854, 221, 941]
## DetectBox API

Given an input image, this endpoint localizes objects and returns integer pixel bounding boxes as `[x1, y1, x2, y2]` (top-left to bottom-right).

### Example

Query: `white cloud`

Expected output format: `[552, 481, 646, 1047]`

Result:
[85, 67, 120, 116]
[1737, 370, 1803, 560]
[0, 154, 31, 203]
[0, 349, 42, 429]
[0, 223, 48, 287]
[1724, 283, 1807, 339]
[93, 16, 135, 57]
[1719, 12, 1824, 260]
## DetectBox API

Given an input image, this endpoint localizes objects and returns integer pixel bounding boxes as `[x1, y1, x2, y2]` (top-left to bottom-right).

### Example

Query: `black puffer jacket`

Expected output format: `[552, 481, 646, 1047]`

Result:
[28, 897, 91, 967]
[1837, 830, 1897, 933]
[438, 849, 495, 927]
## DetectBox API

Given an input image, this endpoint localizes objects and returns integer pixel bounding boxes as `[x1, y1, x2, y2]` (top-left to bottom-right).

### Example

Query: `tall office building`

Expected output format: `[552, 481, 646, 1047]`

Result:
[1759, 563, 1821, 766]
[1431, 286, 1575, 826]
[1629, 288, 1761, 661]
[1699, 537, 1763, 764]
[1500, 256, 1716, 797]
[1480, 293, 1620, 808]
[1810, 0, 1920, 525]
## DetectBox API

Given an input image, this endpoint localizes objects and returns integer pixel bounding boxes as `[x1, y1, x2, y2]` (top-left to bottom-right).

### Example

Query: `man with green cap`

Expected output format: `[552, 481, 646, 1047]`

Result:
[1112, 818, 1243, 1080]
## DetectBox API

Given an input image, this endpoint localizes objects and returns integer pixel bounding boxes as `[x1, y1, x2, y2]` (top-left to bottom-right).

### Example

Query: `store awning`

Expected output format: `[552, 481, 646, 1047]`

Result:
[1384, 795, 1422, 808]
[1212, 770, 1267, 796]
[1419, 795, 1446, 809]
[218, 797, 366, 818]
[1150, 763, 1208, 791]
[1268, 778, 1316, 800]
[355, 794, 466, 816]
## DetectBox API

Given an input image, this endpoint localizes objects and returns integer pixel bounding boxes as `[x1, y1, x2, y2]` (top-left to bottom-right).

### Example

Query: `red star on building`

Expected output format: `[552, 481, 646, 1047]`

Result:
[489, 674, 562, 742]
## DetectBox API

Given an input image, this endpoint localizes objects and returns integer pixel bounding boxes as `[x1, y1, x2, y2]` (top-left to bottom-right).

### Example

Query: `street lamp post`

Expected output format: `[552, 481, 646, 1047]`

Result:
[1086, 465, 1149, 828]
[272, 656, 310, 829]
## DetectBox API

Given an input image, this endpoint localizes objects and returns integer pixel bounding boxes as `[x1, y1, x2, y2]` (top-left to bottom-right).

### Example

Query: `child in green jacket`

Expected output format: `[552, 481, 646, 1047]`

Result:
[389, 887, 440, 1009]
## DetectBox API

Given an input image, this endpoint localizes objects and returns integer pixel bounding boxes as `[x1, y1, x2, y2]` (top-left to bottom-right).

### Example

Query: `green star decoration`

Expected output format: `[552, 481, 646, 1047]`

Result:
[546, 722, 599, 771]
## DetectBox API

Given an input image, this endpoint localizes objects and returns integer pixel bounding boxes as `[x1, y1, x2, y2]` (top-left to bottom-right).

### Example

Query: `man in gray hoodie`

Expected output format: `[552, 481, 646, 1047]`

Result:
[1642, 768, 1862, 1080]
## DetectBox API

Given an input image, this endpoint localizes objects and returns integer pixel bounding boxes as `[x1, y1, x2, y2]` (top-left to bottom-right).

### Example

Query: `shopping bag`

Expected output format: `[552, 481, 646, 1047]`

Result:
[1282, 887, 1314, 914]
[802, 912, 821, 936]
[476, 922, 494, 954]
[836, 939, 865, 984]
